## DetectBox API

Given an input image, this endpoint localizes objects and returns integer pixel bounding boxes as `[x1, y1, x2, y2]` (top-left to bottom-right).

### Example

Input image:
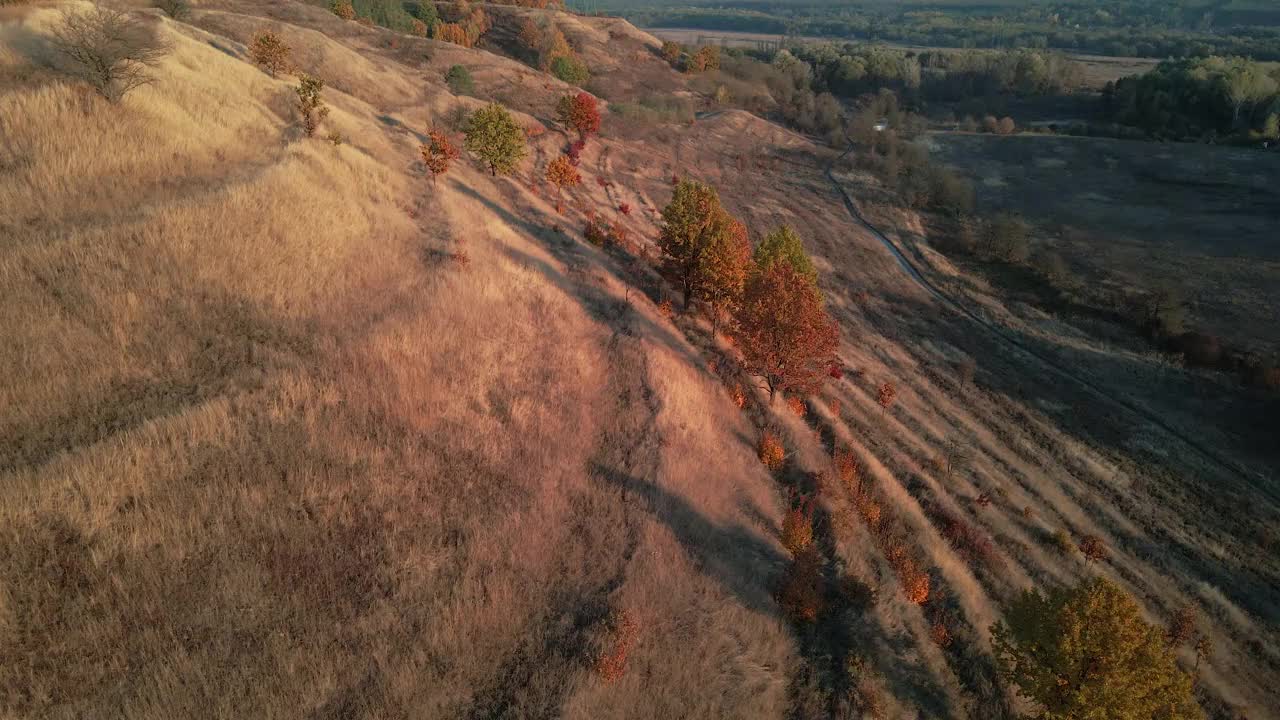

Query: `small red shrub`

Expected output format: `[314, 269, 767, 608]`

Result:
[1079, 535, 1110, 563]
[758, 431, 785, 471]
[618, 202, 632, 216]
[594, 608, 640, 683]
[877, 382, 897, 409]
[786, 396, 806, 418]
[781, 498, 815, 554]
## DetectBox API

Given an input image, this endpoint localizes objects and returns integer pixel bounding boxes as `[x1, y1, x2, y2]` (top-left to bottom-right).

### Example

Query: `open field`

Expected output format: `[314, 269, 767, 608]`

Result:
[926, 132, 1280, 356]
[2, 1, 1279, 718]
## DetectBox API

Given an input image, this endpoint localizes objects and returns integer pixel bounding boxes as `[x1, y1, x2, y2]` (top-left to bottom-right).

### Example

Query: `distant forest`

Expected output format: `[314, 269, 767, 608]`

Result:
[579, 0, 1280, 61]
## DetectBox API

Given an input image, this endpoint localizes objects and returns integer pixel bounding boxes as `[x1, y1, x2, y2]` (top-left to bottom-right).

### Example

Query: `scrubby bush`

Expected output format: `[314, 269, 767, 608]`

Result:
[786, 395, 806, 418]
[593, 608, 639, 683]
[1051, 529, 1075, 555]
[295, 74, 329, 137]
[444, 64, 473, 95]
[155, 0, 189, 20]
[998, 116, 1016, 135]
[983, 213, 1031, 263]
[898, 558, 930, 604]
[420, 129, 460, 184]
[551, 54, 590, 86]
[781, 501, 815, 554]
[330, 0, 356, 20]
[660, 40, 681, 65]
[992, 578, 1203, 720]
[1079, 534, 1110, 562]
[877, 382, 896, 409]
[464, 103, 527, 176]
[50, 6, 169, 103]
[583, 219, 609, 246]
[758, 431, 785, 471]
[249, 29, 291, 78]
[1166, 604, 1200, 647]
[688, 45, 720, 73]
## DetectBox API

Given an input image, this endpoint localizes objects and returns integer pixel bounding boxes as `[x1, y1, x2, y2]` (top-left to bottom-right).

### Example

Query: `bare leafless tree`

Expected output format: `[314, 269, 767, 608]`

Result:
[49, 7, 169, 103]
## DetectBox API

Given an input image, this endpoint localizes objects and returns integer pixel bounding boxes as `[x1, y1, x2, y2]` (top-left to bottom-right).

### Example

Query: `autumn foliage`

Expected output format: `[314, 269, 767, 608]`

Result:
[1079, 534, 1110, 563]
[658, 180, 748, 312]
[545, 155, 581, 195]
[420, 129, 460, 184]
[249, 29, 291, 78]
[555, 92, 601, 141]
[758, 431, 785, 471]
[330, 0, 355, 20]
[992, 578, 1203, 720]
[433, 22, 470, 47]
[594, 608, 640, 683]
[735, 262, 839, 401]
[877, 382, 897, 409]
[781, 498, 815, 554]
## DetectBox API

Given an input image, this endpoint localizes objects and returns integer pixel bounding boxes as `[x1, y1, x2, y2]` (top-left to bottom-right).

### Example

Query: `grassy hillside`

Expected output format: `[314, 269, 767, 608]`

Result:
[3, 1, 1279, 719]
[0, 3, 794, 716]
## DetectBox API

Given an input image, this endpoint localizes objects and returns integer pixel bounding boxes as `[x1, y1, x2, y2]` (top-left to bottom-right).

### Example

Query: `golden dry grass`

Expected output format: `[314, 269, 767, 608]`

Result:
[0, 4, 795, 717]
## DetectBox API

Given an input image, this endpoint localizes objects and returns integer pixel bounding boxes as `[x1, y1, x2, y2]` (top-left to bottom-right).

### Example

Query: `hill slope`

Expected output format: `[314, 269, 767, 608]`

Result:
[2, 2, 1278, 719]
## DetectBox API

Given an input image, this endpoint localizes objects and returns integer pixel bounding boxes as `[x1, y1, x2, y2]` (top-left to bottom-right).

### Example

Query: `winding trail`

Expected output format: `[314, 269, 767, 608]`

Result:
[823, 149, 1272, 497]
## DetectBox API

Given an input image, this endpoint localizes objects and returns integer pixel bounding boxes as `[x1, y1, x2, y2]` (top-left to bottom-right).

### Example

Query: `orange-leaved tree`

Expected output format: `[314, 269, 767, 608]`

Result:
[735, 260, 839, 402]
[433, 22, 470, 47]
[420, 129, 460, 184]
[545, 154, 581, 198]
[556, 91, 601, 142]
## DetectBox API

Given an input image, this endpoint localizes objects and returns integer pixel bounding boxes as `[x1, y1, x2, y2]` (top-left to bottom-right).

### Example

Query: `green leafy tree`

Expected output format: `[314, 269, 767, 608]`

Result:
[754, 226, 817, 286]
[991, 577, 1203, 720]
[659, 179, 728, 309]
[445, 64, 473, 95]
[698, 216, 751, 333]
[464, 103, 527, 176]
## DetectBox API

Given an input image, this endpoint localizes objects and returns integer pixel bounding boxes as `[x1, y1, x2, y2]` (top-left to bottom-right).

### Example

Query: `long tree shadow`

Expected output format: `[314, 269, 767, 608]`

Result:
[872, 289, 1280, 626]
[448, 178, 713, 375]
[594, 464, 786, 620]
